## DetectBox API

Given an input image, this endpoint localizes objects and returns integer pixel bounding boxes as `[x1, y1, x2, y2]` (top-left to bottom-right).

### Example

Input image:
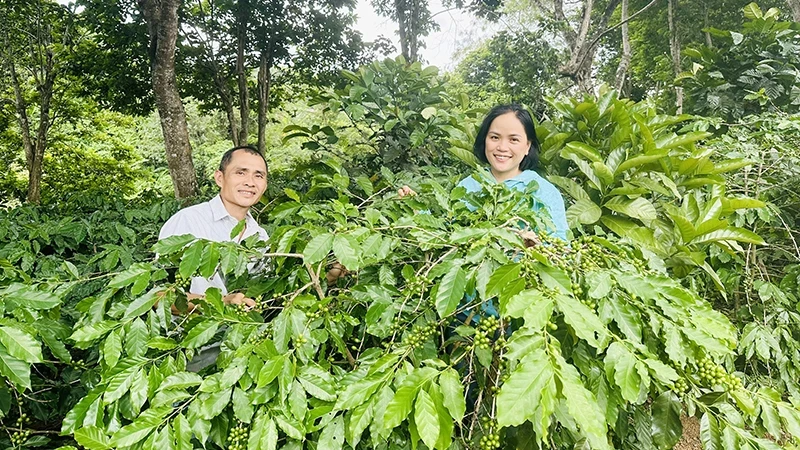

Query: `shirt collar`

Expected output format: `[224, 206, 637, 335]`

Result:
[209, 194, 255, 224]
[478, 168, 536, 187]
[504, 170, 536, 187]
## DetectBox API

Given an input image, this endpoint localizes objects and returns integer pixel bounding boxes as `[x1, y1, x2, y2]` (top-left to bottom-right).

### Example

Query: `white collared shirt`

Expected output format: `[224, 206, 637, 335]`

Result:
[158, 194, 269, 295]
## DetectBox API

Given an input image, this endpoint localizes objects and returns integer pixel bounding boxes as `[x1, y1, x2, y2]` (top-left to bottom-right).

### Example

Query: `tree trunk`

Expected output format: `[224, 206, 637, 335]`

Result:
[8, 61, 33, 178]
[9, 60, 40, 204]
[140, 0, 198, 199]
[257, 49, 272, 157]
[553, 0, 577, 46]
[185, 3, 240, 146]
[7, 34, 55, 204]
[556, 0, 664, 94]
[704, 4, 712, 47]
[214, 71, 240, 146]
[787, 0, 800, 22]
[236, 0, 250, 145]
[668, 0, 683, 113]
[557, 0, 621, 93]
[614, 0, 630, 94]
[408, 0, 419, 62]
[31, 49, 55, 204]
[395, 0, 410, 61]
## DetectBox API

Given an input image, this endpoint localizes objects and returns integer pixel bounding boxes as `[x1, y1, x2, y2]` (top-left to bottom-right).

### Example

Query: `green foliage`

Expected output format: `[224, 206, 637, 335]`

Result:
[453, 30, 563, 115]
[533, 89, 765, 286]
[69, 0, 153, 116]
[0, 83, 155, 204]
[40, 117, 144, 204]
[592, 0, 787, 105]
[286, 57, 482, 176]
[678, 3, 800, 121]
[179, 0, 370, 114]
[0, 194, 180, 448]
[2, 4, 800, 446]
[2, 163, 798, 449]
[702, 112, 800, 399]
[0, 195, 178, 279]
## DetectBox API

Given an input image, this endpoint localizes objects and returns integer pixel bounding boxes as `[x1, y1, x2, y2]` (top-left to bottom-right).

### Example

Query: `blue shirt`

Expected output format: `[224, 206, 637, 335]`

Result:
[457, 170, 569, 241]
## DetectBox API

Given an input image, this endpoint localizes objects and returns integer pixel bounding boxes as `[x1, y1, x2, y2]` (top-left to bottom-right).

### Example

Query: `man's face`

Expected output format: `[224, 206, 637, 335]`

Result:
[214, 150, 268, 215]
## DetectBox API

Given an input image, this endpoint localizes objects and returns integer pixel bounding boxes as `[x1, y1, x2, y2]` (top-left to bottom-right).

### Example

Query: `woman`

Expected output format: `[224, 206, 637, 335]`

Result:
[400, 104, 568, 241]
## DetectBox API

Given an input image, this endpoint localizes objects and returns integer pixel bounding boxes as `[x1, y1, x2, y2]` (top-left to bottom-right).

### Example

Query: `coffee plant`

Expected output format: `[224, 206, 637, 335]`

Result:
[527, 89, 767, 292]
[2, 164, 799, 449]
[283, 56, 482, 177]
[701, 112, 800, 402]
[677, 3, 800, 122]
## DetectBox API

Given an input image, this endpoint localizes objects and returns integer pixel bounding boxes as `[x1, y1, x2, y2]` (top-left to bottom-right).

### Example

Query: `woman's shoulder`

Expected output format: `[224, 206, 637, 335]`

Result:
[516, 170, 557, 189]
[520, 171, 564, 200]
[457, 171, 490, 192]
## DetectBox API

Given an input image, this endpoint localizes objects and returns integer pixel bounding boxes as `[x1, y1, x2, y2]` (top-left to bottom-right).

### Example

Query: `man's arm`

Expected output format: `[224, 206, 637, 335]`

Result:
[170, 292, 256, 315]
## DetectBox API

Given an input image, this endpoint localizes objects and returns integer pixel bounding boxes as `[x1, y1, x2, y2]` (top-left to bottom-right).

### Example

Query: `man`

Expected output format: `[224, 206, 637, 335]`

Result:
[159, 144, 269, 310]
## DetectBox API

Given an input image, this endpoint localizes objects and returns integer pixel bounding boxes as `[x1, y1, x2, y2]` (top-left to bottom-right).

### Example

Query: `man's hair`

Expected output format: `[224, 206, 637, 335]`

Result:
[218, 145, 269, 174]
[473, 104, 540, 171]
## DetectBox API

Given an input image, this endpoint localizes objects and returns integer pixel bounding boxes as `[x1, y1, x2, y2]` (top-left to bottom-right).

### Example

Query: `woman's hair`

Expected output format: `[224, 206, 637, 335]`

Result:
[473, 104, 540, 171]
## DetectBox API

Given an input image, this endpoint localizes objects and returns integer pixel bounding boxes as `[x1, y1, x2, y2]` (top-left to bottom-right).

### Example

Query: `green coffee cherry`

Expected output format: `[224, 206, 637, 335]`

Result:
[226, 421, 250, 450]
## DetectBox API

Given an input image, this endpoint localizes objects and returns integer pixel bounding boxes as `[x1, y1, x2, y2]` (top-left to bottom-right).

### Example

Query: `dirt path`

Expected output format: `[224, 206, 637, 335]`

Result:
[674, 415, 701, 450]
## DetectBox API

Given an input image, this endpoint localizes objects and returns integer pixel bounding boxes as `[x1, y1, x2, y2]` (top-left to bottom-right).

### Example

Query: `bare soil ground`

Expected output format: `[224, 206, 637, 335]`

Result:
[674, 415, 701, 450]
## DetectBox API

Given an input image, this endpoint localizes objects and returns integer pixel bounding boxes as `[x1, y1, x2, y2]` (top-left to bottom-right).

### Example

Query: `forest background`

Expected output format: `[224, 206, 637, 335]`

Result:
[1, 0, 800, 449]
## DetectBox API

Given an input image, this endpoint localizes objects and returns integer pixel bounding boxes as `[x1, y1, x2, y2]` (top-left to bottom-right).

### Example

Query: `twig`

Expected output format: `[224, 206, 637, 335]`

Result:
[573, 0, 662, 73]
[306, 261, 326, 300]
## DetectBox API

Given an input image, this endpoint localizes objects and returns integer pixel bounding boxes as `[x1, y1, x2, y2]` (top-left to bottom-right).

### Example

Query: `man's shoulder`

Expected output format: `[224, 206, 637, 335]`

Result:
[166, 200, 215, 224]
[159, 200, 214, 240]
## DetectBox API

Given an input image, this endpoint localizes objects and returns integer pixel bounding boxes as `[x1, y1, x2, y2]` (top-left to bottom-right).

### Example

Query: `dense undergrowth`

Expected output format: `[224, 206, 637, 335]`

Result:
[2, 13, 800, 446]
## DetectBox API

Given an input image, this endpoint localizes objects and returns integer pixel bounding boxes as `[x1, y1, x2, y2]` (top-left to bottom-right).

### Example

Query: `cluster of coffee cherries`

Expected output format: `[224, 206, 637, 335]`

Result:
[541, 235, 620, 273]
[520, 254, 540, 282]
[233, 294, 284, 315]
[232, 302, 257, 315]
[245, 327, 270, 345]
[402, 323, 438, 350]
[490, 360, 510, 393]
[404, 275, 430, 299]
[294, 334, 309, 346]
[307, 304, 331, 320]
[672, 377, 690, 396]
[226, 421, 250, 450]
[697, 357, 743, 391]
[473, 316, 500, 351]
[174, 273, 191, 290]
[9, 413, 31, 447]
[570, 277, 587, 298]
[479, 417, 501, 450]
[572, 237, 614, 272]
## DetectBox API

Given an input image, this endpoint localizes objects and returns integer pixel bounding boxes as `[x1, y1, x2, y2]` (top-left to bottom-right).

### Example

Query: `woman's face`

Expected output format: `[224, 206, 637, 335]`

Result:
[484, 112, 530, 182]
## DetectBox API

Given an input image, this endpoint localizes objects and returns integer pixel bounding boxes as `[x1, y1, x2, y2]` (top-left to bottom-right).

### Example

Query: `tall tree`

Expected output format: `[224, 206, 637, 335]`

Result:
[553, 0, 622, 91]
[786, 0, 800, 20]
[235, 0, 250, 146]
[667, 0, 682, 112]
[454, 30, 562, 114]
[71, 0, 153, 115]
[181, 0, 367, 153]
[495, 0, 684, 93]
[615, 0, 631, 93]
[371, 0, 436, 62]
[140, 0, 197, 199]
[594, 0, 785, 104]
[0, 0, 73, 204]
[181, 0, 253, 147]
